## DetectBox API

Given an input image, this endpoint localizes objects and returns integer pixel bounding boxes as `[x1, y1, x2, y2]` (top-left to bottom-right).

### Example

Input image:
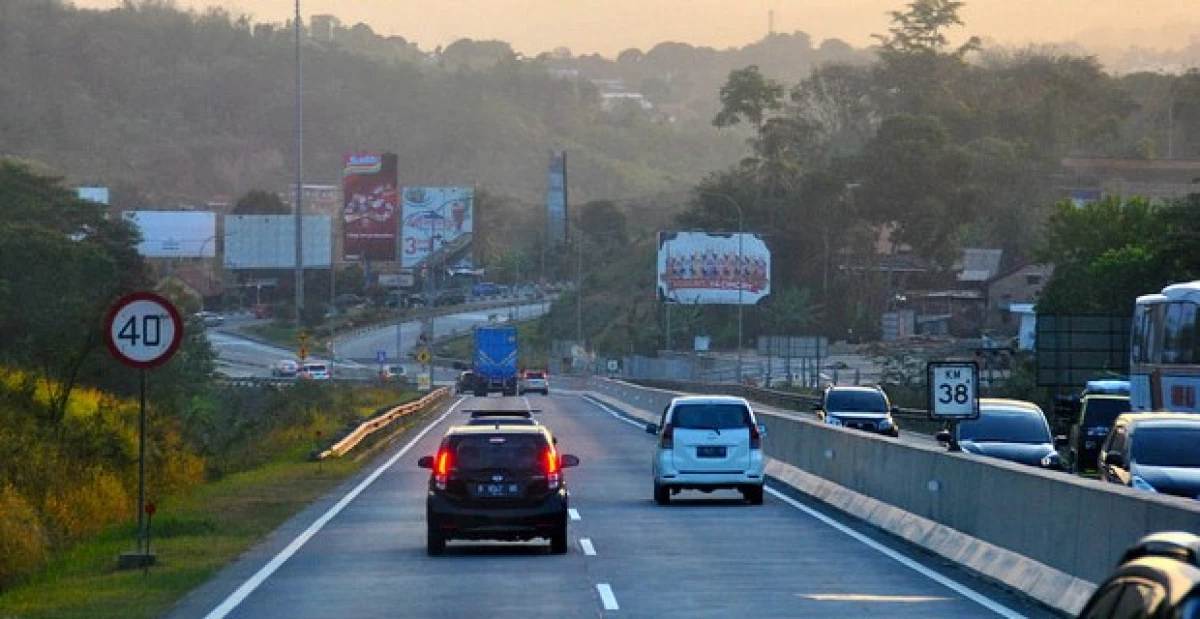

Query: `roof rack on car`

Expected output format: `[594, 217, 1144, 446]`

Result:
[464, 409, 541, 417]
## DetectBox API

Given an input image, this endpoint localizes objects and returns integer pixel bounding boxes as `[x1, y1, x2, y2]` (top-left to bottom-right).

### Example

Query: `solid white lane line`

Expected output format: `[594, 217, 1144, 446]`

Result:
[765, 487, 1026, 619]
[203, 398, 467, 619]
[582, 395, 645, 429]
[580, 538, 596, 556]
[568, 508, 581, 521]
[596, 584, 619, 610]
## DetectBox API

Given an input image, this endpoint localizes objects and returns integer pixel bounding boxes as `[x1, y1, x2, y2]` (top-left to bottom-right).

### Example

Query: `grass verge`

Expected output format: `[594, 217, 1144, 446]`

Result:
[0, 405, 439, 619]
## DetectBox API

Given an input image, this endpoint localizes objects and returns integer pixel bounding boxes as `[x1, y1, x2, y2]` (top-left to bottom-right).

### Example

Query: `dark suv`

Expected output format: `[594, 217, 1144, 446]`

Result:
[814, 385, 900, 437]
[1067, 394, 1130, 473]
[1078, 531, 1200, 618]
[417, 425, 580, 555]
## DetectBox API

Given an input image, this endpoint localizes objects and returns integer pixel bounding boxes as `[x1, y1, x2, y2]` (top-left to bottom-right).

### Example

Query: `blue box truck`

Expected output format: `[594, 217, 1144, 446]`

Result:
[471, 325, 519, 396]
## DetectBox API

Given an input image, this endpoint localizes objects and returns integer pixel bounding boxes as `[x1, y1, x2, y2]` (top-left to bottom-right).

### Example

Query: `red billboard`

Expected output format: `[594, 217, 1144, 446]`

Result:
[342, 152, 399, 261]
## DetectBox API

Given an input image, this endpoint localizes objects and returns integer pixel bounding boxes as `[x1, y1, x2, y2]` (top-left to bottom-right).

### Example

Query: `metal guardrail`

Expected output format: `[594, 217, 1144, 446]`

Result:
[216, 376, 376, 387]
[317, 387, 449, 460]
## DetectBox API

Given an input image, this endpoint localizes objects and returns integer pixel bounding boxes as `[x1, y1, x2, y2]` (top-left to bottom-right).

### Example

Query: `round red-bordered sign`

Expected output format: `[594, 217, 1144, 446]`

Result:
[105, 292, 184, 369]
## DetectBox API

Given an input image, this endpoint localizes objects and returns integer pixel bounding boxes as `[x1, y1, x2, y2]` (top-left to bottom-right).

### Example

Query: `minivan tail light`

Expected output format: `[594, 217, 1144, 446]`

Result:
[544, 447, 561, 489]
[661, 424, 674, 449]
[434, 449, 452, 489]
[749, 423, 761, 449]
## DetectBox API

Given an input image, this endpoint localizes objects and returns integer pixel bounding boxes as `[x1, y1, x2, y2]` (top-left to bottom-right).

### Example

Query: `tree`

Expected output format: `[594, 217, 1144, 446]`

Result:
[873, 0, 980, 58]
[232, 189, 288, 215]
[713, 65, 784, 134]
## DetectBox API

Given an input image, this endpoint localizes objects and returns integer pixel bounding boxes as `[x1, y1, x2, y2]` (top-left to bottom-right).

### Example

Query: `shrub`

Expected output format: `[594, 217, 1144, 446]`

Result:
[0, 484, 48, 588]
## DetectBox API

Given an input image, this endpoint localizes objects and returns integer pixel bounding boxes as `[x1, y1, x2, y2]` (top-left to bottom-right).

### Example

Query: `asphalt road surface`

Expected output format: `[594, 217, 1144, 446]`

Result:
[169, 392, 1060, 619]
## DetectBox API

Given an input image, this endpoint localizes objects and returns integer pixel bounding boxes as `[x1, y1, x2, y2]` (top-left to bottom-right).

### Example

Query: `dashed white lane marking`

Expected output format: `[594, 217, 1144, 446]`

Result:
[568, 508, 581, 521]
[580, 538, 596, 556]
[765, 487, 1026, 619]
[204, 399, 467, 619]
[597, 584, 619, 610]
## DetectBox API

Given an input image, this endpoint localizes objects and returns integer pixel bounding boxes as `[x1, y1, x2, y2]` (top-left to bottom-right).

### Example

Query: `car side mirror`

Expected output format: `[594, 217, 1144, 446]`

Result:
[891, 406, 901, 415]
[935, 430, 952, 445]
[417, 456, 434, 469]
[1103, 452, 1125, 467]
[1053, 435, 1068, 448]
[560, 454, 580, 468]
[645, 423, 658, 435]
[757, 423, 768, 438]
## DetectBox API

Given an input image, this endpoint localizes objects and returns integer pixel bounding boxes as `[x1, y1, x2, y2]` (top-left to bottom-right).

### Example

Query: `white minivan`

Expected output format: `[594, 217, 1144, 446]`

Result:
[645, 395, 767, 505]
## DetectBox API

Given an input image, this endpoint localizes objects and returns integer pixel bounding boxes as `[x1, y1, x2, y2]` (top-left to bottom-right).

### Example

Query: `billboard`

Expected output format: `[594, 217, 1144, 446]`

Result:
[401, 186, 474, 268]
[78, 186, 110, 205]
[656, 231, 770, 305]
[288, 184, 341, 214]
[342, 152, 399, 261]
[122, 211, 217, 258]
[546, 150, 567, 244]
[223, 215, 332, 269]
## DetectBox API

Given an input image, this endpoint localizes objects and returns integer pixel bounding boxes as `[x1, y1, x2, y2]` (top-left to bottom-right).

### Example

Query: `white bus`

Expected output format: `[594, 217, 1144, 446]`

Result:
[1129, 281, 1200, 412]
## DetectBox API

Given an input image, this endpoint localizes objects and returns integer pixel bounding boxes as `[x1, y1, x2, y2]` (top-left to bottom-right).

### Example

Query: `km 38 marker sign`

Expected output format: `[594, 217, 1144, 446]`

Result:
[105, 292, 184, 369]
[926, 361, 980, 420]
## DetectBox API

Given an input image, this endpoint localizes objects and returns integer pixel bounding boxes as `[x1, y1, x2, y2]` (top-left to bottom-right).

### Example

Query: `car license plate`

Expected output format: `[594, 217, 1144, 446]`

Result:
[696, 445, 726, 458]
[475, 483, 520, 497]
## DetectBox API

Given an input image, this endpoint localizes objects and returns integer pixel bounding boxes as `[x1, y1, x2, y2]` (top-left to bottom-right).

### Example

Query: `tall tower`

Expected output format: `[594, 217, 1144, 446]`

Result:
[768, 9, 775, 36]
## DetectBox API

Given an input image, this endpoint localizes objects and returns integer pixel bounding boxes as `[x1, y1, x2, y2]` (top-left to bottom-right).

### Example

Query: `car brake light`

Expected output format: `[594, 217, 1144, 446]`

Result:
[749, 423, 761, 449]
[434, 449, 452, 489]
[661, 424, 674, 449]
[545, 447, 561, 489]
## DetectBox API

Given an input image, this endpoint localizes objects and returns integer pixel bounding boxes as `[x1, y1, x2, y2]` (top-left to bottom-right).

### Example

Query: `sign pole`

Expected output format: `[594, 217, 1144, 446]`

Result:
[137, 368, 147, 554]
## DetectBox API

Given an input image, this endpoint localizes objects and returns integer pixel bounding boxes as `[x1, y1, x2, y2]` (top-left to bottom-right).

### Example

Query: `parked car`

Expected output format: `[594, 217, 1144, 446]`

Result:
[1098, 412, 1200, 499]
[298, 362, 330, 380]
[814, 385, 901, 437]
[417, 424, 580, 555]
[936, 398, 1067, 471]
[272, 359, 299, 377]
[519, 370, 549, 395]
[1068, 393, 1131, 473]
[1077, 531, 1200, 618]
[645, 395, 767, 505]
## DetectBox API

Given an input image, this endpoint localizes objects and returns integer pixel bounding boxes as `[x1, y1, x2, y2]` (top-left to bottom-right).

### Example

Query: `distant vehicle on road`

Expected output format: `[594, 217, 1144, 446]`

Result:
[814, 385, 900, 437]
[298, 362, 330, 380]
[1068, 393, 1131, 473]
[272, 359, 298, 377]
[936, 398, 1067, 471]
[195, 311, 224, 327]
[379, 365, 406, 381]
[519, 370, 549, 395]
[470, 325, 519, 396]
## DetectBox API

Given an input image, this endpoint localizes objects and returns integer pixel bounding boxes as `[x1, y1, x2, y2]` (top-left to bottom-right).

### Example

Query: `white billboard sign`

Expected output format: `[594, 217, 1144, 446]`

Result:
[657, 231, 770, 305]
[400, 187, 474, 268]
[223, 215, 332, 269]
[122, 211, 218, 258]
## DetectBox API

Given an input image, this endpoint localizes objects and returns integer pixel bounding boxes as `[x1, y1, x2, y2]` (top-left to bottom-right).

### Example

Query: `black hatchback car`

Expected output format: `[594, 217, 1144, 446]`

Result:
[936, 398, 1067, 471]
[1078, 531, 1200, 618]
[1068, 394, 1130, 474]
[418, 425, 580, 555]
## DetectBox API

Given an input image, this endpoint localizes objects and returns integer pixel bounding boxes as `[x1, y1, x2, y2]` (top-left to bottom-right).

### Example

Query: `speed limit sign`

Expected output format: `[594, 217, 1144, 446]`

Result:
[105, 292, 184, 369]
[926, 361, 980, 420]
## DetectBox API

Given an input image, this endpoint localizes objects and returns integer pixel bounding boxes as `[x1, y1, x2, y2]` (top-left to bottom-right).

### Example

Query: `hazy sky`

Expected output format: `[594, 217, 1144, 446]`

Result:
[73, 0, 1199, 57]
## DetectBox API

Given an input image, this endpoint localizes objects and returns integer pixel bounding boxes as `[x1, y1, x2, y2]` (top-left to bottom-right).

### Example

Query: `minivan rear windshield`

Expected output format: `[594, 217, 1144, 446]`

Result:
[672, 404, 751, 430]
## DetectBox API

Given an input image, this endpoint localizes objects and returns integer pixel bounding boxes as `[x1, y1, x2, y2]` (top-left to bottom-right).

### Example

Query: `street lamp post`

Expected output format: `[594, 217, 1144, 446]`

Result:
[293, 0, 304, 323]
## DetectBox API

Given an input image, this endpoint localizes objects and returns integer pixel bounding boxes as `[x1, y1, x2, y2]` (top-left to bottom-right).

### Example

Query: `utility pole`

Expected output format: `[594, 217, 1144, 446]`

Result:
[292, 0, 304, 323]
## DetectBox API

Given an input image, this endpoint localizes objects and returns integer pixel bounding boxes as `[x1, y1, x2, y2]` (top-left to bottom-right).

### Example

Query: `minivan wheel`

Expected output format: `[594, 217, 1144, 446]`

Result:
[654, 482, 671, 505]
[742, 485, 764, 505]
[427, 526, 446, 556]
[550, 522, 568, 555]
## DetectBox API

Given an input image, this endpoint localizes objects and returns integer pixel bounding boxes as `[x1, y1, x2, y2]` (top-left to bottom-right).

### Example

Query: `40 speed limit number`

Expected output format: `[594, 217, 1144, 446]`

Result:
[926, 361, 980, 420]
[105, 292, 184, 369]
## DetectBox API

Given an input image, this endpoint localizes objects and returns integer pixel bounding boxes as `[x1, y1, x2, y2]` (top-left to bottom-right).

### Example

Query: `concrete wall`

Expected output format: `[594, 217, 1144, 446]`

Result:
[587, 377, 1200, 587]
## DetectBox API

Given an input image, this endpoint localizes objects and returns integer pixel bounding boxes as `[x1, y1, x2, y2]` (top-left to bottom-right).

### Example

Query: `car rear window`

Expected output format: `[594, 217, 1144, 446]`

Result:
[451, 434, 546, 470]
[825, 390, 889, 413]
[525, 372, 545, 379]
[1082, 397, 1130, 427]
[303, 364, 327, 372]
[671, 404, 751, 430]
[1131, 426, 1200, 467]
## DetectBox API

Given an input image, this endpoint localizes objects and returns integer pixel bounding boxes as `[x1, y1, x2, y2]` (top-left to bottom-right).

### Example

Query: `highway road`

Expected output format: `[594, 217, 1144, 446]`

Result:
[170, 393, 1059, 619]
[208, 302, 551, 382]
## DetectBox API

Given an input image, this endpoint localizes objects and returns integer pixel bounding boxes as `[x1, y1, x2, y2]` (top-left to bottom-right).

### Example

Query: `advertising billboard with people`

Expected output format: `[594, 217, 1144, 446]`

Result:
[656, 231, 770, 305]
